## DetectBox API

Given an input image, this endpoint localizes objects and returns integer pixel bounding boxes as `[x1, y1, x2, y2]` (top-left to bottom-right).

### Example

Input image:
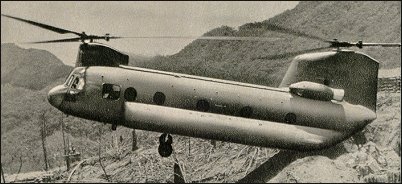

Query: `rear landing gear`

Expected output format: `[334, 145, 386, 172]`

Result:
[158, 133, 173, 157]
[111, 124, 117, 131]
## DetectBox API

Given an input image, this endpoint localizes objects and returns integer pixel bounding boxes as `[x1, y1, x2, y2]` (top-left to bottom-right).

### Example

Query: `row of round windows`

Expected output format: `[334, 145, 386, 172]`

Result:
[125, 87, 166, 105]
[123, 87, 297, 122]
[123, 87, 255, 118]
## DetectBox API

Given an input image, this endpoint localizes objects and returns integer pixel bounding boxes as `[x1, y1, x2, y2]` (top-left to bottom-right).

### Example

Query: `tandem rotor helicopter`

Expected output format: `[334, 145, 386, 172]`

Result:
[2, 14, 400, 158]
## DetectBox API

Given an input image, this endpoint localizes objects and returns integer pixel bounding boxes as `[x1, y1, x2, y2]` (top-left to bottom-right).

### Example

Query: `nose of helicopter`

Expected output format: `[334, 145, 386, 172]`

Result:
[48, 85, 66, 108]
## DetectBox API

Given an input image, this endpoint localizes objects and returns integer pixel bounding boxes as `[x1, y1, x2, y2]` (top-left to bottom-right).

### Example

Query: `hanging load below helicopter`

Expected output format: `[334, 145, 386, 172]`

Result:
[2, 14, 400, 157]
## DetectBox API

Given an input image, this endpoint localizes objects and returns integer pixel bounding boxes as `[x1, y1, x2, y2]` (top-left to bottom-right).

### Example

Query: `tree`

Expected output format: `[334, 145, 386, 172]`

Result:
[1, 162, 6, 183]
[60, 114, 70, 171]
[40, 111, 49, 171]
[98, 127, 110, 182]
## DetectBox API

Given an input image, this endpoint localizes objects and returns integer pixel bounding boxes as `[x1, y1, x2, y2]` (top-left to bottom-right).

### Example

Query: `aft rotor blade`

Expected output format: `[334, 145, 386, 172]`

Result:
[360, 43, 401, 47]
[197, 36, 280, 41]
[108, 36, 125, 39]
[24, 37, 82, 44]
[264, 23, 330, 42]
[123, 36, 280, 41]
[254, 46, 332, 60]
[2, 14, 82, 36]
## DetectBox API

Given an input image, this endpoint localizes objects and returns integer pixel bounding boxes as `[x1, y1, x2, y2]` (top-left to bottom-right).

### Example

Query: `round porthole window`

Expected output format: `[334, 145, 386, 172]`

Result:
[239, 106, 253, 118]
[324, 79, 330, 86]
[124, 87, 137, 102]
[196, 99, 210, 112]
[285, 113, 296, 124]
[153, 92, 166, 105]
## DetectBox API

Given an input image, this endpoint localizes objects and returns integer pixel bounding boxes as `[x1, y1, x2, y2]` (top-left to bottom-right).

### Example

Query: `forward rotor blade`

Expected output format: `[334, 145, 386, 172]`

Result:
[86, 35, 124, 40]
[24, 37, 82, 44]
[254, 46, 332, 60]
[264, 23, 330, 42]
[123, 36, 280, 41]
[2, 14, 82, 36]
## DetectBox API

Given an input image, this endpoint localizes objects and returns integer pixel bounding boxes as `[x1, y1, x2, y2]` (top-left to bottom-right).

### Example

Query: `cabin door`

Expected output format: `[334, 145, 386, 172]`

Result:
[100, 82, 125, 123]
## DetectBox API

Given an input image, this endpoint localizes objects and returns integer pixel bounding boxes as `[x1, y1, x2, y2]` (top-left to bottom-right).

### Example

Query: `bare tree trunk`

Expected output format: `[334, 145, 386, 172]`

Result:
[13, 157, 23, 182]
[112, 132, 118, 150]
[211, 140, 216, 148]
[188, 137, 191, 155]
[40, 112, 49, 171]
[60, 115, 70, 171]
[66, 131, 71, 171]
[98, 127, 110, 182]
[1, 163, 6, 183]
[66, 160, 86, 183]
[174, 163, 185, 183]
[132, 130, 137, 151]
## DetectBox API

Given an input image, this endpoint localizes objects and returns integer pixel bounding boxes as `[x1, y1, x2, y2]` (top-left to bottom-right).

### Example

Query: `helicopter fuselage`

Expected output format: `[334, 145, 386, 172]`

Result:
[48, 65, 376, 151]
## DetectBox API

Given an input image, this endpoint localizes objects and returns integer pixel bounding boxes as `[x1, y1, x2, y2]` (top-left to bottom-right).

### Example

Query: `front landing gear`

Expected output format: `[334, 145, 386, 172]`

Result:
[158, 133, 173, 157]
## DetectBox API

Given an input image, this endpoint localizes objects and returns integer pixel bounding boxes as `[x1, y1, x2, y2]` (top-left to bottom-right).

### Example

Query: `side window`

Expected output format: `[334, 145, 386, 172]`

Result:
[124, 87, 137, 102]
[285, 113, 297, 124]
[196, 99, 210, 112]
[153, 92, 166, 105]
[239, 106, 253, 118]
[102, 83, 121, 100]
[323, 78, 331, 86]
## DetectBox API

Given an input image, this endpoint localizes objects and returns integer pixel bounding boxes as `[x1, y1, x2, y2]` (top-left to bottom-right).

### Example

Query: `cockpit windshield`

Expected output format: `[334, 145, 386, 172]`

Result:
[65, 75, 74, 86]
[64, 67, 86, 90]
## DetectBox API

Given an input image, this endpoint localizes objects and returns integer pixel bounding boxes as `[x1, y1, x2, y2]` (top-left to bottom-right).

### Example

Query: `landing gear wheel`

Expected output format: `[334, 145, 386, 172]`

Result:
[111, 124, 117, 131]
[158, 133, 173, 157]
[158, 143, 173, 157]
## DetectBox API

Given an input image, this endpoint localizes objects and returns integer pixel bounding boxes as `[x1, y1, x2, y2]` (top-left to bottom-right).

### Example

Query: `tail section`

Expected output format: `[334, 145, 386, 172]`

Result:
[280, 50, 379, 112]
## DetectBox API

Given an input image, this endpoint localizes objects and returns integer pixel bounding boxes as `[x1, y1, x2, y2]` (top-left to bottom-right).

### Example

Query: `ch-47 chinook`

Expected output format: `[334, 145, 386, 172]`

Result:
[3, 14, 401, 158]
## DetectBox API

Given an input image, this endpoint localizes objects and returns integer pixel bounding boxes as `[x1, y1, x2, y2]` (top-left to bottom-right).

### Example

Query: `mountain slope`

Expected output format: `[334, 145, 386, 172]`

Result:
[1, 44, 106, 174]
[1, 80, 113, 174]
[137, 1, 401, 87]
[1, 43, 73, 90]
[1, 2, 400, 181]
[263, 1, 401, 68]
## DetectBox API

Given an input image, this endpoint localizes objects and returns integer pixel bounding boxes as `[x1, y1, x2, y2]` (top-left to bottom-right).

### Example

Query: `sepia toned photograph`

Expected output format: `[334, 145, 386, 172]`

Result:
[1, 1, 401, 183]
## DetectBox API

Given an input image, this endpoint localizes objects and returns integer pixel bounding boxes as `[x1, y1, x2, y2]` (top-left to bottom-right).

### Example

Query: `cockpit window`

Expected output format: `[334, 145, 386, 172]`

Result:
[64, 67, 86, 89]
[77, 78, 85, 90]
[70, 76, 85, 90]
[71, 77, 79, 89]
[65, 75, 75, 86]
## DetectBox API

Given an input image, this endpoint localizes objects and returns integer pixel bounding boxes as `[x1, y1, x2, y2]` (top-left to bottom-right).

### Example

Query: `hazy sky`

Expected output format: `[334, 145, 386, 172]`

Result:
[1, 1, 298, 66]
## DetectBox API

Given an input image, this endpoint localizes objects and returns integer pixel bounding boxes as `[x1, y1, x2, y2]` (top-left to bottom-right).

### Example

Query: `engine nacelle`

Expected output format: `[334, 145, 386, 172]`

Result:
[289, 81, 344, 102]
[76, 42, 129, 67]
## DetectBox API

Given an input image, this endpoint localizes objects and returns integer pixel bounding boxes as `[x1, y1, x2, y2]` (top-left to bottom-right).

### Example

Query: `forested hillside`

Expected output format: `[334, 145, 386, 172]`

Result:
[136, 1, 401, 87]
[1, 43, 73, 90]
[1, 1, 400, 182]
[0, 43, 108, 174]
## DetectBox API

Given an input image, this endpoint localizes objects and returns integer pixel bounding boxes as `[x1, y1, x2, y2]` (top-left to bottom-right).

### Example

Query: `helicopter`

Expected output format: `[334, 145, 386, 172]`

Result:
[2, 14, 400, 158]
